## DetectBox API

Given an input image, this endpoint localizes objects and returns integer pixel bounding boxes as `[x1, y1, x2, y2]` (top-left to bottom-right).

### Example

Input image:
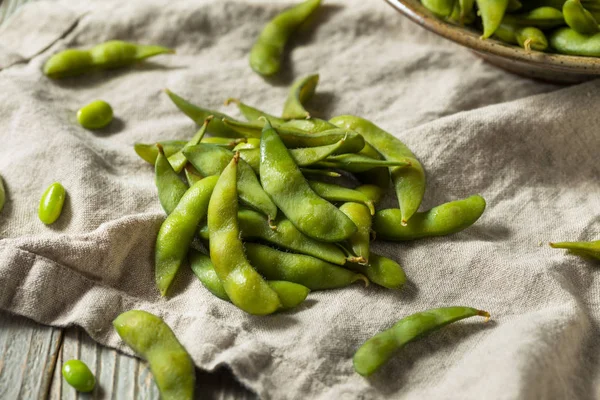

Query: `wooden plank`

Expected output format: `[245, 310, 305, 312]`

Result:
[0, 311, 63, 399]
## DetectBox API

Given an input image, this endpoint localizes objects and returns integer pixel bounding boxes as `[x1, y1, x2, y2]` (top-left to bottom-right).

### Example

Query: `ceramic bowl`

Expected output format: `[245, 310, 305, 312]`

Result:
[385, 0, 600, 83]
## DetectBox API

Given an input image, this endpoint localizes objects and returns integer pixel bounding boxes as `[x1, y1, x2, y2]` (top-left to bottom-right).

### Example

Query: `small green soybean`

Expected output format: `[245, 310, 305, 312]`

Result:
[340, 202, 372, 263]
[249, 0, 321, 77]
[373, 195, 486, 241]
[476, 0, 510, 38]
[260, 119, 356, 242]
[77, 100, 113, 129]
[346, 252, 407, 289]
[113, 310, 195, 400]
[550, 240, 600, 260]
[38, 182, 66, 225]
[550, 27, 600, 55]
[155, 144, 188, 215]
[563, 0, 599, 33]
[208, 154, 281, 315]
[0, 174, 5, 213]
[282, 74, 319, 120]
[167, 116, 211, 173]
[44, 40, 174, 79]
[62, 360, 95, 393]
[353, 307, 490, 376]
[225, 98, 286, 124]
[155, 176, 218, 296]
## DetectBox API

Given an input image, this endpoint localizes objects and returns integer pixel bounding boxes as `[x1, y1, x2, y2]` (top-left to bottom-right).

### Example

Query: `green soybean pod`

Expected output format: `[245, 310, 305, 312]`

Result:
[38, 182, 66, 225]
[512, 7, 565, 29]
[135, 140, 187, 164]
[155, 176, 218, 296]
[244, 243, 368, 290]
[550, 27, 600, 55]
[346, 252, 407, 290]
[43, 49, 93, 78]
[77, 100, 113, 129]
[550, 240, 600, 260]
[208, 154, 281, 315]
[339, 202, 372, 263]
[281, 117, 338, 132]
[507, 0, 523, 11]
[62, 360, 95, 392]
[309, 181, 375, 215]
[260, 119, 356, 242]
[113, 310, 195, 400]
[225, 98, 286, 124]
[167, 116, 211, 173]
[447, 0, 476, 24]
[282, 74, 319, 120]
[315, 153, 411, 173]
[249, 0, 321, 77]
[165, 89, 242, 138]
[184, 165, 203, 186]
[155, 144, 188, 215]
[353, 307, 490, 376]
[373, 195, 486, 241]
[563, 0, 600, 33]
[516, 27, 549, 51]
[329, 115, 424, 225]
[476, 0, 510, 38]
[89, 40, 174, 68]
[355, 184, 385, 205]
[422, 0, 456, 17]
[0, 174, 5, 213]
[267, 281, 310, 309]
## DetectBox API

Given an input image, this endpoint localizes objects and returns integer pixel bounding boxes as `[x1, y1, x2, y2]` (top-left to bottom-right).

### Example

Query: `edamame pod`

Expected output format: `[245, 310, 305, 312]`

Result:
[309, 181, 375, 215]
[165, 89, 242, 138]
[198, 209, 350, 265]
[184, 165, 203, 186]
[62, 360, 95, 393]
[38, 182, 66, 225]
[267, 281, 310, 309]
[225, 98, 286, 124]
[563, 0, 600, 33]
[353, 307, 490, 376]
[183, 144, 278, 220]
[300, 168, 341, 178]
[113, 310, 195, 400]
[550, 240, 600, 260]
[135, 138, 244, 165]
[44, 41, 174, 79]
[249, 0, 321, 76]
[281, 118, 338, 132]
[155, 176, 218, 296]
[208, 155, 281, 315]
[512, 7, 565, 29]
[422, 0, 455, 17]
[340, 202, 372, 263]
[346, 252, 406, 289]
[330, 115, 425, 225]
[260, 119, 356, 242]
[0, 175, 5, 213]
[155, 145, 188, 215]
[549, 27, 600, 55]
[282, 74, 319, 119]
[167, 116, 211, 173]
[77, 100, 113, 129]
[315, 153, 411, 172]
[495, 21, 549, 51]
[189, 249, 229, 300]
[373, 195, 486, 241]
[476, 0, 510, 38]
[355, 184, 385, 205]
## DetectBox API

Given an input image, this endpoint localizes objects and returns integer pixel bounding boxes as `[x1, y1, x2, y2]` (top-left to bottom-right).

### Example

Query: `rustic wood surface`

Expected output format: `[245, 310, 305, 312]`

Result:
[0, 1, 257, 398]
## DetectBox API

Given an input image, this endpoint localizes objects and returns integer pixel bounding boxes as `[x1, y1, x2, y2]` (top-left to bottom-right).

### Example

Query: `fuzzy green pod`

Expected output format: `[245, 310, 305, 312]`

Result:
[282, 74, 319, 120]
[38, 182, 66, 225]
[77, 100, 113, 129]
[563, 0, 599, 34]
[62, 360, 95, 392]
[476, 0, 510, 38]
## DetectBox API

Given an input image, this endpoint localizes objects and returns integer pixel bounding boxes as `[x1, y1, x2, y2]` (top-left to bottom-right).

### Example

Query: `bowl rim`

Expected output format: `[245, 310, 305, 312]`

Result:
[384, 0, 600, 74]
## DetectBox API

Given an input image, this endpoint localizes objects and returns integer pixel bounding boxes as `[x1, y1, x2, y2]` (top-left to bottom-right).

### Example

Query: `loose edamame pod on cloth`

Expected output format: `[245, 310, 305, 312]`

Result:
[563, 0, 599, 34]
[249, 0, 321, 77]
[155, 176, 218, 296]
[373, 195, 486, 241]
[353, 307, 490, 376]
[62, 360, 95, 393]
[282, 74, 319, 120]
[38, 182, 66, 225]
[44, 40, 174, 79]
[550, 27, 600, 55]
[550, 240, 600, 260]
[155, 144, 188, 215]
[113, 310, 195, 400]
[77, 100, 113, 130]
[330, 115, 425, 225]
[208, 154, 281, 315]
[0, 174, 5, 213]
[260, 119, 356, 242]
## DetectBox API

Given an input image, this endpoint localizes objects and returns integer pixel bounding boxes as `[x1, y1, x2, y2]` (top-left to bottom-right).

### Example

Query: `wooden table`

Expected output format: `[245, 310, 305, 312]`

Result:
[0, 1, 255, 398]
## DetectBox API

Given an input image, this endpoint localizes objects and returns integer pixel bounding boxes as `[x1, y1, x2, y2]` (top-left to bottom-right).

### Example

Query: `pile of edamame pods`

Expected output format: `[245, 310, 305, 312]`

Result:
[421, 0, 600, 56]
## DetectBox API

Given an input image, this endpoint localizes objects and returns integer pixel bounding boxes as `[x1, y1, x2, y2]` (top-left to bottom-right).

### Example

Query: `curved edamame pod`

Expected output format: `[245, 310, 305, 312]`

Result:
[183, 165, 203, 186]
[0, 174, 5, 213]
[281, 118, 338, 132]
[155, 144, 188, 215]
[315, 153, 411, 172]
[512, 6, 565, 28]
[267, 281, 310, 309]
[208, 154, 281, 315]
[476, 0, 510, 38]
[44, 40, 174, 78]
[353, 307, 490, 376]
[260, 119, 356, 242]
[244, 243, 368, 290]
[355, 184, 385, 205]
[340, 202, 372, 263]
[330, 115, 425, 225]
[422, 0, 455, 17]
[249, 0, 321, 77]
[167, 116, 211, 173]
[346, 252, 406, 289]
[225, 98, 286, 124]
[373, 195, 486, 241]
[550, 240, 600, 260]
[563, 0, 600, 33]
[495, 21, 549, 51]
[198, 209, 350, 265]
[135, 138, 245, 165]
[309, 181, 375, 215]
[183, 144, 278, 220]
[113, 310, 195, 400]
[282, 74, 319, 119]
[165, 89, 242, 138]
[550, 26, 600, 55]
[155, 175, 218, 296]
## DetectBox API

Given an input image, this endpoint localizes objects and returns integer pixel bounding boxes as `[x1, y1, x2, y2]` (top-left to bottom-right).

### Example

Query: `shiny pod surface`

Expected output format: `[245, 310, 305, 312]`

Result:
[62, 360, 95, 393]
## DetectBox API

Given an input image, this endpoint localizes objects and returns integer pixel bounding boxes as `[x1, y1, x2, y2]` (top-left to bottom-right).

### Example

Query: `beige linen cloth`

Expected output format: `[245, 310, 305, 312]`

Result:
[1, 0, 600, 398]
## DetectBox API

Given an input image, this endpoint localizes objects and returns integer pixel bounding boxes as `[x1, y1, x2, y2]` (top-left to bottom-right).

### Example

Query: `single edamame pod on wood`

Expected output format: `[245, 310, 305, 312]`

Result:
[77, 100, 113, 129]
[249, 0, 321, 77]
[38, 182, 66, 225]
[62, 360, 95, 393]
[113, 310, 195, 400]
[373, 195, 486, 241]
[550, 240, 600, 260]
[563, 0, 600, 34]
[346, 252, 407, 290]
[44, 40, 174, 79]
[549, 27, 600, 55]
[155, 144, 188, 215]
[282, 74, 319, 120]
[353, 307, 490, 376]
